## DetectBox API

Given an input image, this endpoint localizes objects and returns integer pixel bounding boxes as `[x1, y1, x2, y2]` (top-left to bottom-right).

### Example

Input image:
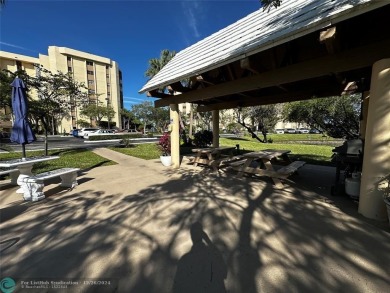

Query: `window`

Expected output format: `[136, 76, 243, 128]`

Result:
[88, 80, 94, 85]
[88, 89, 95, 94]
[86, 61, 94, 66]
[68, 67, 72, 72]
[16, 61, 22, 70]
[87, 70, 94, 75]
[106, 74, 110, 78]
[67, 56, 72, 61]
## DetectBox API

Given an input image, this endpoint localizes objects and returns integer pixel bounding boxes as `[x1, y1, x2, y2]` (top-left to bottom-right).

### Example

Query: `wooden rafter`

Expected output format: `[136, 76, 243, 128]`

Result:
[196, 86, 339, 112]
[240, 57, 259, 74]
[146, 90, 172, 99]
[319, 26, 339, 54]
[154, 40, 390, 107]
[167, 82, 191, 93]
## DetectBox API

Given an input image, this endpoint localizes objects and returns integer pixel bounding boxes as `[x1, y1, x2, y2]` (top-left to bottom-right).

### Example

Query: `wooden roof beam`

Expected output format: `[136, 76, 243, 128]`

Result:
[167, 82, 191, 93]
[147, 90, 173, 99]
[196, 75, 214, 85]
[240, 57, 259, 74]
[197, 87, 339, 112]
[320, 26, 339, 54]
[154, 40, 390, 108]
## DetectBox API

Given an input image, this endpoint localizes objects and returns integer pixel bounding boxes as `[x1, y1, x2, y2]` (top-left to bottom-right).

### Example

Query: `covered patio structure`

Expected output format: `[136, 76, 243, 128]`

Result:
[140, 0, 390, 221]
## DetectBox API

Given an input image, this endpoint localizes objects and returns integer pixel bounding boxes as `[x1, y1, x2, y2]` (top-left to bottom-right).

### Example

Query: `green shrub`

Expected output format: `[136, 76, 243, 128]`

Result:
[119, 137, 132, 148]
[193, 130, 213, 147]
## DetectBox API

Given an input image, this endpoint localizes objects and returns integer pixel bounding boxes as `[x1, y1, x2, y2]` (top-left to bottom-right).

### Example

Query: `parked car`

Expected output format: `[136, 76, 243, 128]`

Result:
[309, 129, 321, 134]
[275, 129, 285, 134]
[297, 128, 310, 134]
[78, 128, 99, 138]
[285, 128, 296, 134]
[71, 129, 80, 137]
[86, 129, 115, 139]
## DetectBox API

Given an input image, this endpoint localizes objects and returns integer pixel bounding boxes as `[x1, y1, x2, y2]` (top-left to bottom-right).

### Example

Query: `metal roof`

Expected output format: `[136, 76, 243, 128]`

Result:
[139, 0, 386, 94]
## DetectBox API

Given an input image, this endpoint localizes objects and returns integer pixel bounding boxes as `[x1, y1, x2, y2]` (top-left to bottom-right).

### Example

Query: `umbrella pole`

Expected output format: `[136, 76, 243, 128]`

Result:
[22, 144, 26, 159]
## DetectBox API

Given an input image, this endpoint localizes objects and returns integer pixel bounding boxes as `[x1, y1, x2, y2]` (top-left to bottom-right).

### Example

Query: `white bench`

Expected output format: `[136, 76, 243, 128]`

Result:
[21, 168, 80, 201]
[0, 169, 19, 185]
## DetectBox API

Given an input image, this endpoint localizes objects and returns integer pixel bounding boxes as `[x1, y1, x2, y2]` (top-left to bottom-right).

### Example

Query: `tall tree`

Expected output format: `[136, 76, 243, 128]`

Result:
[120, 108, 136, 130]
[145, 49, 176, 97]
[235, 105, 279, 142]
[131, 101, 154, 134]
[249, 105, 280, 142]
[144, 49, 179, 135]
[151, 106, 170, 133]
[80, 103, 115, 127]
[282, 95, 361, 139]
[145, 49, 176, 81]
[27, 65, 88, 154]
[260, 0, 283, 11]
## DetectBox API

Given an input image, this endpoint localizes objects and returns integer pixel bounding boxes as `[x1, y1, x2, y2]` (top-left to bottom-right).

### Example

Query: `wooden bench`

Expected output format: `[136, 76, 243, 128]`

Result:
[0, 169, 19, 185]
[275, 161, 306, 178]
[21, 168, 80, 201]
[221, 156, 246, 167]
[229, 159, 306, 188]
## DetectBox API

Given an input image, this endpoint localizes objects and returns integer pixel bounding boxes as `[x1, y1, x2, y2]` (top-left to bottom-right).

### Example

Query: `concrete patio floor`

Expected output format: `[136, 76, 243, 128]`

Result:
[1, 148, 389, 293]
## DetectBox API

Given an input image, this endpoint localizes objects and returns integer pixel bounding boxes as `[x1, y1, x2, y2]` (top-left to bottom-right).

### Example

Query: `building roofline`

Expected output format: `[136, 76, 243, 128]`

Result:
[139, 0, 388, 94]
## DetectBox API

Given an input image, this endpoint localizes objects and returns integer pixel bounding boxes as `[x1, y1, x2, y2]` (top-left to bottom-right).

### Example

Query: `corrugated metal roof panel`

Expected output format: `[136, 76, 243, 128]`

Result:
[139, 0, 385, 93]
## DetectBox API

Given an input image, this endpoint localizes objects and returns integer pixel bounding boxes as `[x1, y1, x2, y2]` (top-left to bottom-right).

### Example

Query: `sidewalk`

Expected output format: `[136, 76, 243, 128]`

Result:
[1, 148, 389, 292]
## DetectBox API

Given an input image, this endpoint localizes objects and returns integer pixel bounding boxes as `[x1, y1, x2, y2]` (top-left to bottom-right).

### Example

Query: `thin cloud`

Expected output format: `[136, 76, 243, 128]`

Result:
[124, 96, 145, 102]
[181, 1, 202, 39]
[0, 42, 39, 54]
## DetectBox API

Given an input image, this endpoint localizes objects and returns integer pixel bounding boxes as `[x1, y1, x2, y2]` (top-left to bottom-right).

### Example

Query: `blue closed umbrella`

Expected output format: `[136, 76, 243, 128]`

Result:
[10, 77, 36, 158]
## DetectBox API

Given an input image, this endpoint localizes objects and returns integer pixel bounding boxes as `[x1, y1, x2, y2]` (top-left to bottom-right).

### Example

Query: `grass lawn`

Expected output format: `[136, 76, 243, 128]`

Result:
[0, 134, 337, 177]
[109, 143, 160, 160]
[108, 136, 337, 166]
[0, 148, 116, 174]
[264, 133, 339, 143]
[220, 137, 335, 166]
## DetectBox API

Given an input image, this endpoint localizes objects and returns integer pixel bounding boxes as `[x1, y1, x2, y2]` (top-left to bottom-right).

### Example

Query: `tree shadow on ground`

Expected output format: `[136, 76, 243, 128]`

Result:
[0, 163, 389, 292]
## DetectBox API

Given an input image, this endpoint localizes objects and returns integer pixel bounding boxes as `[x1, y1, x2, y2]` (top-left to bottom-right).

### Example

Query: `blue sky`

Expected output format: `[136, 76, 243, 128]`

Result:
[0, 0, 260, 109]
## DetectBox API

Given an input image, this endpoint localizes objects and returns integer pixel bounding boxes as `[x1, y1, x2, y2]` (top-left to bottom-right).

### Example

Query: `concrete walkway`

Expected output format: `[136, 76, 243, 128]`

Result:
[0, 148, 389, 292]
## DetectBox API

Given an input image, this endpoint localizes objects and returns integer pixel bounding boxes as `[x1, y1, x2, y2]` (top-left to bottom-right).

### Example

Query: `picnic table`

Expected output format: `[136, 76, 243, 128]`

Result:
[0, 156, 60, 193]
[191, 146, 236, 171]
[229, 149, 305, 188]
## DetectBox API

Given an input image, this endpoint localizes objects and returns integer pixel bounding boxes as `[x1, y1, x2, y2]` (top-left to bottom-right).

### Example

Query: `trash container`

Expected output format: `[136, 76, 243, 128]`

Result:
[345, 172, 361, 200]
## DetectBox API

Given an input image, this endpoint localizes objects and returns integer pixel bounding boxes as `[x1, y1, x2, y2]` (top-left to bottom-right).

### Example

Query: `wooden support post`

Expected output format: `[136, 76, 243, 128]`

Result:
[212, 110, 219, 148]
[358, 59, 390, 221]
[170, 104, 180, 168]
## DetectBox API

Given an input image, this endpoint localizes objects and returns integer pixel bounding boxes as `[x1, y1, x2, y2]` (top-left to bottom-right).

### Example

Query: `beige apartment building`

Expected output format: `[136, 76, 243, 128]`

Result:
[0, 46, 124, 132]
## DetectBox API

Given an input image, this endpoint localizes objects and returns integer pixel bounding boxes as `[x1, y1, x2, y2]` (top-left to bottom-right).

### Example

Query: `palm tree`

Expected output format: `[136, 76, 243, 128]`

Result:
[260, 0, 282, 11]
[145, 49, 176, 79]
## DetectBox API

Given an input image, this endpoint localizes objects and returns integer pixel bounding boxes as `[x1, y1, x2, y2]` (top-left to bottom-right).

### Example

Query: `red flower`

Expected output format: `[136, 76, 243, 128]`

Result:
[157, 132, 171, 156]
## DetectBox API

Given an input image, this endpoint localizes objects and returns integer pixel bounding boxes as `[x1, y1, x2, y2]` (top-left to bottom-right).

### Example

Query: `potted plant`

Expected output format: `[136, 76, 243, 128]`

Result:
[157, 132, 172, 166]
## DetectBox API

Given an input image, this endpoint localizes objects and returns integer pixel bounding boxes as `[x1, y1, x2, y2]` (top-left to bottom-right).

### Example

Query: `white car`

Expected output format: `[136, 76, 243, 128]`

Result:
[78, 128, 99, 138]
[285, 128, 296, 134]
[275, 129, 285, 134]
[86, 129, 115, 139]
[297, 128, 310, 134]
